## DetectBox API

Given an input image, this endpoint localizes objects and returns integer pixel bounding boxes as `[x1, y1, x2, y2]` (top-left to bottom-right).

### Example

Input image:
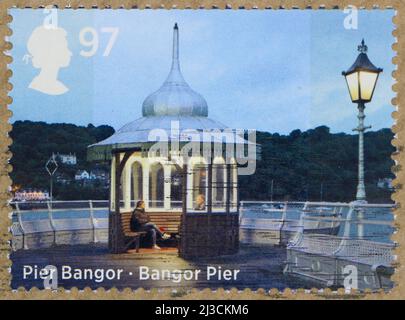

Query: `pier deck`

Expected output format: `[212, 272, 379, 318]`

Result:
[11, 243, 320, 290]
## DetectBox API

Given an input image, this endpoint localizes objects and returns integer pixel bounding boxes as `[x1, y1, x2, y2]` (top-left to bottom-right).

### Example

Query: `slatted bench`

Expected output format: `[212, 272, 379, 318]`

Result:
[121, 213, 146, 252]
[121, 211, 182, 250]
[147, 212, 182, 234]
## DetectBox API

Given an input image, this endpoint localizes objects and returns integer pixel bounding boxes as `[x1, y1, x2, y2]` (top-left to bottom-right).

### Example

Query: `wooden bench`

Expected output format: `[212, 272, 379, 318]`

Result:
[147, 212, 182, 234]
[121, 211, 182, 250]
[121, 213, 146, 252]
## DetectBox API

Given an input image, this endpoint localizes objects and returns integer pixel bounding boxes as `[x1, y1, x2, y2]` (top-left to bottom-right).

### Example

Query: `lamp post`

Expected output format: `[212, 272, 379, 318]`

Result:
[342, 39, 382, 203]
[45, 153, 58, 203]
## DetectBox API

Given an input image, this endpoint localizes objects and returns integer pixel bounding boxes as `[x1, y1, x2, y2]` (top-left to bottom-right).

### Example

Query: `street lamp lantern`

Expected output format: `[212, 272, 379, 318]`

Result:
[342, 39, 383, 103]
[342, 39, 382, 202]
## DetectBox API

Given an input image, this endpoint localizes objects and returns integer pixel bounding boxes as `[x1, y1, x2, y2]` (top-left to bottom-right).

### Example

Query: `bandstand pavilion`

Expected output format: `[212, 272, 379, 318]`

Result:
[88, 24, 255, 258]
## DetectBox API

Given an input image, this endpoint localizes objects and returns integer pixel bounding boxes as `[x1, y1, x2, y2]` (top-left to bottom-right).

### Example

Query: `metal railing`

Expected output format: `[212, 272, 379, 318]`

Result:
[10, 200, 396, 255]
[10, 200, 110, 250]
[10, 199, 109, 211]
[9, 199, 187, 250]
[279, 202, 396, 290]
[287, 202, 396, 266]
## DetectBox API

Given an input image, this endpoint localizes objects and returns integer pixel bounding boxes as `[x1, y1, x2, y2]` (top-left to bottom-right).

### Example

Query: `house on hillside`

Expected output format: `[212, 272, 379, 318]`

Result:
[377, 178, 393, 190]
[54, 152, 77, 165]
[90, 169, 109, 181]
[75, 170, 90, 181]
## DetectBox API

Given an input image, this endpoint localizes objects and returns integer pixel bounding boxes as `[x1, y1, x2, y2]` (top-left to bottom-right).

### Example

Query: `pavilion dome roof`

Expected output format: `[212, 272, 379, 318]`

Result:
[142, 23, 208, 117]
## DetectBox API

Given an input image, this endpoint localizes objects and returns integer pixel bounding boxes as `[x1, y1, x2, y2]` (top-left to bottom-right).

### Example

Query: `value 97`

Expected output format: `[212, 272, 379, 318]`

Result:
[79, 27, 119, 57]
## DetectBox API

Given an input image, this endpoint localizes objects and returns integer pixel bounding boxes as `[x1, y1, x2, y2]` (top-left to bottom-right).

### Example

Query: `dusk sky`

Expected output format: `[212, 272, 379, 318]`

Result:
[9, 9, 395, 134]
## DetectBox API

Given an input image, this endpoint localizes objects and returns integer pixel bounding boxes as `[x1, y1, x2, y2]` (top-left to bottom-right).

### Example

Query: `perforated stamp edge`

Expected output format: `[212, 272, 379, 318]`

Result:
[0, 0, 402, 300]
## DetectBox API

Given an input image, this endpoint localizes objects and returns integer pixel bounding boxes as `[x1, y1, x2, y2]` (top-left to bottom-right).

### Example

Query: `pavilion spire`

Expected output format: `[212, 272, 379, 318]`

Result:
[171, 23, 180, 71]
[163, 23, 186, 85]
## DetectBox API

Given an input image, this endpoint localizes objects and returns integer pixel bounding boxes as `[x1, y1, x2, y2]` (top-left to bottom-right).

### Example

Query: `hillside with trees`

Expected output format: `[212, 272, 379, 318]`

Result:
[238, 126, 394, 203]
[10, 121, 115, 200]
[10, 121, 394, 203]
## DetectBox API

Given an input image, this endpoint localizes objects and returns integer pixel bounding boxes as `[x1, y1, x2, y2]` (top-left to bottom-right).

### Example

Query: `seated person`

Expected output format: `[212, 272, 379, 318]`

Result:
[194, 194, 206, 210]
[130, 200, 170, 250]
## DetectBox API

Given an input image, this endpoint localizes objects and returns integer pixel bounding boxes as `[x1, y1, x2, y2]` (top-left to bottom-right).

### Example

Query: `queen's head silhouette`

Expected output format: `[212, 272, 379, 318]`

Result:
[27, 26, 72, 95]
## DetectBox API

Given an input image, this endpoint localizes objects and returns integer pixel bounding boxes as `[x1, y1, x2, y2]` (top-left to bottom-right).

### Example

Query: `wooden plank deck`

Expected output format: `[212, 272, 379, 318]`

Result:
[10, 243, 321, 290]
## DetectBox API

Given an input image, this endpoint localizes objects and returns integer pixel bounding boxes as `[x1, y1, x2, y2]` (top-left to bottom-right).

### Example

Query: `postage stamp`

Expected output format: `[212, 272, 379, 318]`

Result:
[1, 3, 402, 298]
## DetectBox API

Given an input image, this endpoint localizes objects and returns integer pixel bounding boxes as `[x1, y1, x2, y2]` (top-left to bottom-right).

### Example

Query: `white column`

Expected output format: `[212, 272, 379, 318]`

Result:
[110, 157, 115, 211]
[224, 163, 228, 209]
[224, 163, 227, 209]
[187, 162, 193, 210]
[123, 163, 131, 210]
[212, 163, 217, 207]
[143, 160, 149, 210]
[233, 165, 238, 211]
[164, 164, 171, 210]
